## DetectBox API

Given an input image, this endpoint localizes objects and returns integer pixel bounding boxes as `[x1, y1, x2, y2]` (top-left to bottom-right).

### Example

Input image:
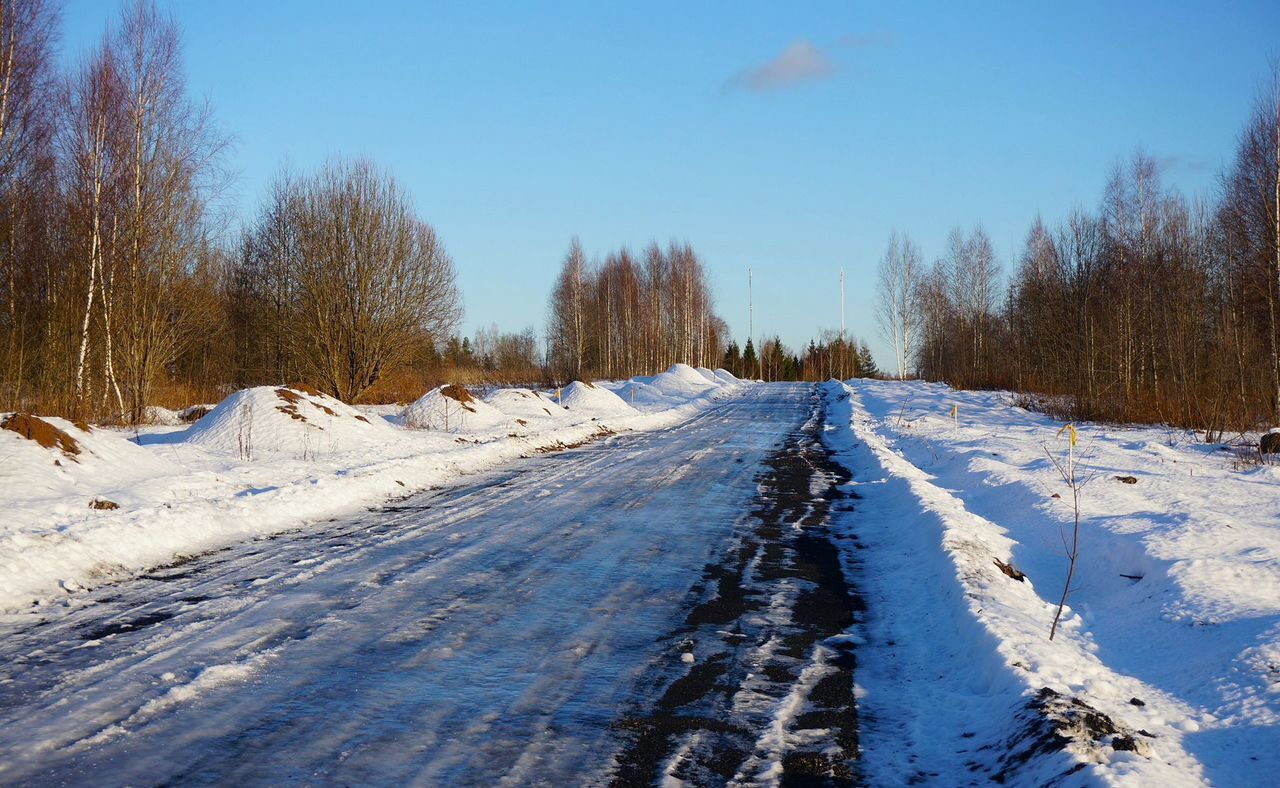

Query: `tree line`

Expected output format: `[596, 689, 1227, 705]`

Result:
[0, 1, 501, 419]
[877, 68, 1280, 433]
[719, 333, 878, 382]
[546, 238, 729, 380]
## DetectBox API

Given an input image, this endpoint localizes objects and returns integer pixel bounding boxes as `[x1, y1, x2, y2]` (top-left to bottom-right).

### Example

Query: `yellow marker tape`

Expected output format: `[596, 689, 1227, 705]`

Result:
[1057, 423, 1077, 446]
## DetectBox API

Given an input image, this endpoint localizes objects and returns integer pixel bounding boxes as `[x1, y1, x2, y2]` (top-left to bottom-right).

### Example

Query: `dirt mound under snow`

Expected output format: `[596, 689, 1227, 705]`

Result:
[555, 381, 636, 415]
[403, 385, 511, 433]
[484, 388, 571, 425]
[0, 412, 170, 504]
[184, 385, 396, 457]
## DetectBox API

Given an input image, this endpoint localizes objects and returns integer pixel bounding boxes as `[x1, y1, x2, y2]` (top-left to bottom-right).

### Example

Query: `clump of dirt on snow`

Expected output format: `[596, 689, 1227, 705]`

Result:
[988, 687, 1152, 784]
[178, 404, 214, 423]
[1, 413, 83, 459]
[440, 384, 476, 407]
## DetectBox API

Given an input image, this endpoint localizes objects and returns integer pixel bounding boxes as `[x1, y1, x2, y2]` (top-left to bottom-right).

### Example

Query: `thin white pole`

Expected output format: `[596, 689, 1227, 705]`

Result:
[840, 267, 845, 335]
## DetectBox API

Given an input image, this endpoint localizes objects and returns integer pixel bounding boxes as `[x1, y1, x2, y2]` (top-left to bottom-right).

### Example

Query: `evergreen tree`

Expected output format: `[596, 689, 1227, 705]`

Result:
[721, 341, 741, 376]
[857, 341, 880, 378]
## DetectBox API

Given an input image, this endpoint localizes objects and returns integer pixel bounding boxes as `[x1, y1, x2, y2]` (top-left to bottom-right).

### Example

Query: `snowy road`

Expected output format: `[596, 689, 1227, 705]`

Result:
[0, 383, 862, 786]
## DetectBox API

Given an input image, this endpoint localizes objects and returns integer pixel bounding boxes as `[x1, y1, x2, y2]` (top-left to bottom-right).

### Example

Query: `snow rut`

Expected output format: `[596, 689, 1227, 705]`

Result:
[608, 389, 864, 786]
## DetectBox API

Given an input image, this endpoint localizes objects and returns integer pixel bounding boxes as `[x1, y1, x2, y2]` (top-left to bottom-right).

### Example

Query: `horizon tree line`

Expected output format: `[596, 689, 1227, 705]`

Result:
[875, 64, 1280, 432]
[546, 238, 730, 381]
[0, 1, 519, 418]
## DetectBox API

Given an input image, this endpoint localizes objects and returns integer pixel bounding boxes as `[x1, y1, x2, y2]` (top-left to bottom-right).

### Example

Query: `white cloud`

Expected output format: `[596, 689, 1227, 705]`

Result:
[725, 40, 834, 93]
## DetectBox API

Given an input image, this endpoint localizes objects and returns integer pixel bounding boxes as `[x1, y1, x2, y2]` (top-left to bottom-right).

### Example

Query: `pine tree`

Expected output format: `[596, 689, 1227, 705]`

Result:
[857, 341, 880, 378]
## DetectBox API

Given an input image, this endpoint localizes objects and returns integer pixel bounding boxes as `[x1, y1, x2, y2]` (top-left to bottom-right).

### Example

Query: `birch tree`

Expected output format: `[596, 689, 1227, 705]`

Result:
[875, 230, 921, 379]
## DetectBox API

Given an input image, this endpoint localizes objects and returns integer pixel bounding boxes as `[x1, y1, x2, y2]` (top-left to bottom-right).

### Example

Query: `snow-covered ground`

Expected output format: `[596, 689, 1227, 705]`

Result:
[0, 364, 746, 617]
[824, 378, 1279, 786]
[0, 383, 812, 785]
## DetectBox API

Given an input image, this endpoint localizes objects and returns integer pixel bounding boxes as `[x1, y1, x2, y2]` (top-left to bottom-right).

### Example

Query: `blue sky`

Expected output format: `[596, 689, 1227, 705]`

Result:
[61, 1, 1280, 367]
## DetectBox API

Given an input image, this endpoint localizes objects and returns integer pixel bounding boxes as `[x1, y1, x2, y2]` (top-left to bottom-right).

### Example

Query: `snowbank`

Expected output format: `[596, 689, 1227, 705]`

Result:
[0, 369, 750, 615]
[598, 364, 742, 413]
[0, 413, 172, 507]
[825, 378, 1278, 785]
[403, 385, 512, 433]
[712, 368, 740, 385]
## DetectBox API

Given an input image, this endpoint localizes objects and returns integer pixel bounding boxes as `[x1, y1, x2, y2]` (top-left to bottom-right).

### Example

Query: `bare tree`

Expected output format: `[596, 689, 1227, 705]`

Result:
[0, 0, 58, 409]
[110, 0, 227, 422]
[263, 158, 461, 402]
[875, 229, 921, 379]
[547, 238, 585, 378]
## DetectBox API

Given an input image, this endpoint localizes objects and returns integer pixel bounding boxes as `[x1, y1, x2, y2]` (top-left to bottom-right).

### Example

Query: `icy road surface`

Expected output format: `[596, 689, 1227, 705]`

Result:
[0, 383, 861, 785]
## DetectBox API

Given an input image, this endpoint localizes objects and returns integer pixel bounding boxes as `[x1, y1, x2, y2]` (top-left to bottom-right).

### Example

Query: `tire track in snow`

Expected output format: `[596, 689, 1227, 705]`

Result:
[608, 387, 864, 786]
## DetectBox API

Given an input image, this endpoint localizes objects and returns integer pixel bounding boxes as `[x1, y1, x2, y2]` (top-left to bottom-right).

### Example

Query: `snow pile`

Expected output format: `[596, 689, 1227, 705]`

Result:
[602, 364, 745, 412]
[402, 385, 511, 433]
[185, 385, 397, 457]
[0, 413, 170, 506]
[712, 368, 740, 385]
[693, 366, 722, 384]
[484, 388, 571, 427]
[824, 378, 1278, 785]
[0, 367, 752, 614]
[554, 381, 636, 416]
[646, 363, 720, 397]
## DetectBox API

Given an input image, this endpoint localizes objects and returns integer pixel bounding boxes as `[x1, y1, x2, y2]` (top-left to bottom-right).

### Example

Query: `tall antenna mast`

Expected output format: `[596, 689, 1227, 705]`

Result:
[748, 267, 753, 343]
[840, 267, 845, 335]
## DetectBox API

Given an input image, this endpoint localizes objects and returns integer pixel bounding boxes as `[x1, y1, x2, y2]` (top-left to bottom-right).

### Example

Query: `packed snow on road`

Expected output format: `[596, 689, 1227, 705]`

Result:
[0, 375, 1276, 786]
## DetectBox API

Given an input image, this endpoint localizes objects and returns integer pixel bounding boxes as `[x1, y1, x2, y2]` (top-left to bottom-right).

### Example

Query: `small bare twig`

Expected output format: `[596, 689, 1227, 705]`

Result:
[1044, 423, 1094, 641]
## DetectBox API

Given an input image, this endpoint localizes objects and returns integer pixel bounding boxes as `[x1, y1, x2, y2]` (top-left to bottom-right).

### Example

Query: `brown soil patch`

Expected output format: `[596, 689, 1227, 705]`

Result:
[354, 415, 370, 423]
[90, 498, 119, 510]
[274, 388, 311, 423]
[277, 387, 343, 419]
[441, 385, 478, 413]
[286, 382, 323, 397]
[441, 384, 475, 403]
[2, 413, 82, 459]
